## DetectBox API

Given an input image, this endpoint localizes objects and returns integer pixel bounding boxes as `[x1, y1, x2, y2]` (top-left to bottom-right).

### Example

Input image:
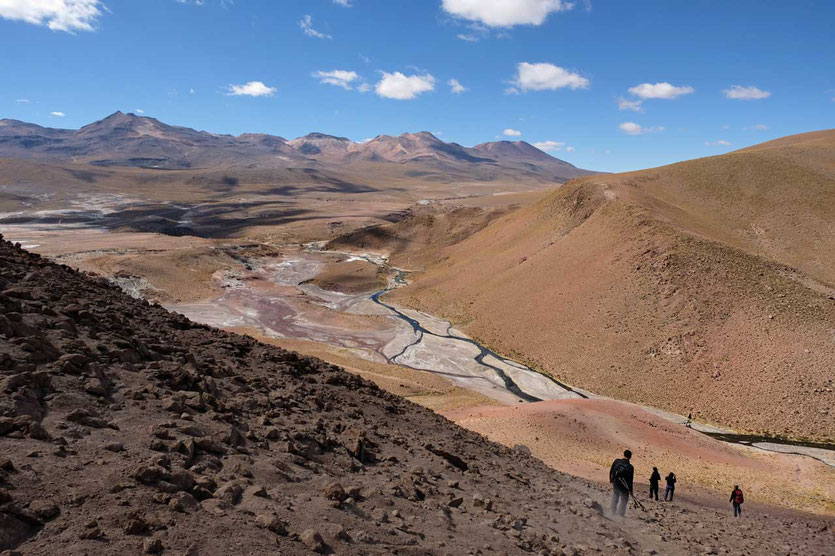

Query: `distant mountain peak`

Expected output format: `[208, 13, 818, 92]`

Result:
[407, 131, 441, 141]
[472, 140, 564, 163]
[298, 132, 351, 142]
[354, 131, 493, 164]
[77, 111, 154, 133]
[98, 111, 139, 123]
[289, 132, 354, 155]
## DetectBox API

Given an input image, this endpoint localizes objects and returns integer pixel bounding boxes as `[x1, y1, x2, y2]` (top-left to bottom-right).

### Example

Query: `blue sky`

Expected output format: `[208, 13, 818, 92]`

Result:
[1, 0, 834, 172]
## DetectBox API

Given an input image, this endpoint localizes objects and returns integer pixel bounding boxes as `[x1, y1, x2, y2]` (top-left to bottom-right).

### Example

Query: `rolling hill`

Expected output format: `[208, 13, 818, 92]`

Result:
[385, 130, 835, 442]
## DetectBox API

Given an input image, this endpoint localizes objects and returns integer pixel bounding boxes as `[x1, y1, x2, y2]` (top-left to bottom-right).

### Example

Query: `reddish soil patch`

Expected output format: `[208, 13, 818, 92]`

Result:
[445, 399, 835, 515]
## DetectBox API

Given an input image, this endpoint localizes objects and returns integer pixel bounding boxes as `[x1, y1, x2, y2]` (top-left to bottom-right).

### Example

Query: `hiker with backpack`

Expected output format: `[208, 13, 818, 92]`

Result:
[649, 467, 661, 500]
[609, 449, 634, 516]
[664, 472, 677, 501]
[730, 485, 744, 517]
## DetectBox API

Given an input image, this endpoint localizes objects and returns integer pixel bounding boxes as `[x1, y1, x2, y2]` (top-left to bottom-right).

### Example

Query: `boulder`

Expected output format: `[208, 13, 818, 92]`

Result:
[300, 529, 326, 553]
[323, 482, 346, 502]
[169, 492, 199, 513]
[255, 512, 287, 535]
[28, 500, 59, 521]
[214, 482, 243, 505]
[143, 538, 164, 554]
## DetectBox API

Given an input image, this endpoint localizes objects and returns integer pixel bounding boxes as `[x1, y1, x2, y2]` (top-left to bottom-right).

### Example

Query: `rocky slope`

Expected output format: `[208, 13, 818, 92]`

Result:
[385, 130, 835, 442]
[1, 236, 833, 554]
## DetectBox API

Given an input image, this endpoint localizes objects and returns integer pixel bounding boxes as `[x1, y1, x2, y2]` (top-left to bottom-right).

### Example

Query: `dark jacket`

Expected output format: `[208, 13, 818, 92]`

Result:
[666, 473, 677, 487]
[650, 470, 661, 485]
[730, 488, 743, 504]
[609, 458, 634, 492]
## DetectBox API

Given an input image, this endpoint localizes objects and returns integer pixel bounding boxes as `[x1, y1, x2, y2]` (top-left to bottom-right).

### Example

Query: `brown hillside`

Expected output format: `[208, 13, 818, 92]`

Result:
[387, 130, 835, 442]
[6, 237, 834, 554]
[326, 203, 515, 270]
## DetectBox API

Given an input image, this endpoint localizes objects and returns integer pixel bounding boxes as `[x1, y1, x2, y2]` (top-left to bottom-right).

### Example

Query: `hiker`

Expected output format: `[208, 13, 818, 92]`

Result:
[685, 412, 692, 428]
[649, 467, 661, 500]
[664, 472, 677, 501]
[609, 449, 634, 516]
[730, 485, 744, 517]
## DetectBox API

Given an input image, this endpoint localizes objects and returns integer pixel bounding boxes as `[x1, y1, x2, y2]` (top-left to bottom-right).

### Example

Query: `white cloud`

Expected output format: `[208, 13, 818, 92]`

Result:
[456, 33, 479, 42]
[744, 124, 768, 131]
[50, 111, 66, 117]
[511, 62, 589, 93]
[442, 0, 574, 27]
[356, 82, 371, 93]
[533, 140, 565, 151]
[723, 85, 770, 100]
[189, 88, 196, 94]
[314, 70, 359, 90]
[705, 140, 732, 146]
[503, 128, 522, 137]
[0, 0, 103, 32]
[375, 72, 435, 100]
[619, 122, 664, 135]
[15, 98, 30, 103]
[135, 108, 144, 114]
[226, 81, 277, 97]
[299, 15, 331, 39]
[565, 145, 575, 152]
[628, 82, 694, 100]
[333, 0, 352, 6]
[449, 78, 467, 94]
[617, 97, 643, 112]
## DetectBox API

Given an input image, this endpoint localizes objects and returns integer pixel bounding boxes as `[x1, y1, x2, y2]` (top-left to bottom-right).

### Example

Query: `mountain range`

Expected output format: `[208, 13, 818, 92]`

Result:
[0, 112, 593, 184]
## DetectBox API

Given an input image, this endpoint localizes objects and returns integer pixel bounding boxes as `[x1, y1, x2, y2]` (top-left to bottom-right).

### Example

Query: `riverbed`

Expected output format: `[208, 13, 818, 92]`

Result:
[169, 247, 582, 405]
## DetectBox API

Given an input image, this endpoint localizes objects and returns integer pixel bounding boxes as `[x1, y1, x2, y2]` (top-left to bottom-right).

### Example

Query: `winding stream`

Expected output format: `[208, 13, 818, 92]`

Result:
[369, 268, 586, 403]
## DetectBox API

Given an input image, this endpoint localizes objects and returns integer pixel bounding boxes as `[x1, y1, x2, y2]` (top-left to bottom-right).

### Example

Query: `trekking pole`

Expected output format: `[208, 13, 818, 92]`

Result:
[631, 492, 645, 511]
[619, 478, 645, 511]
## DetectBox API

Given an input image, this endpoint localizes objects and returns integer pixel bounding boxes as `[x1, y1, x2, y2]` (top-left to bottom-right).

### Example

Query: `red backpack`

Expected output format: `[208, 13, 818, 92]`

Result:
[734, 490, 744, 504]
